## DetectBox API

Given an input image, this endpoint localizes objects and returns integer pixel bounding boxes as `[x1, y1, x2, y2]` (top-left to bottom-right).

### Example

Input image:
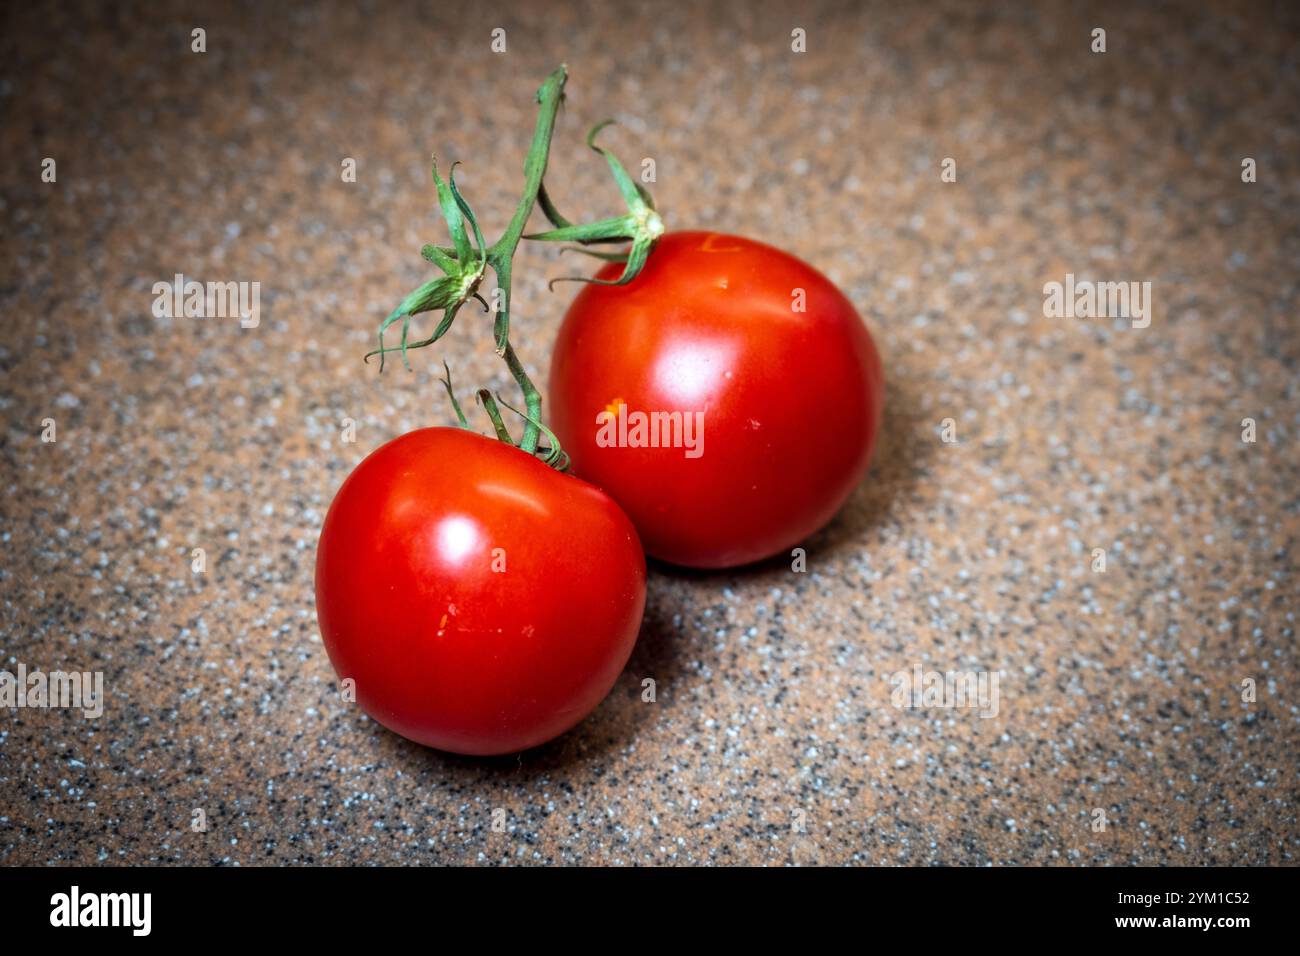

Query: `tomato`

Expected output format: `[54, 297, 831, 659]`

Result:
[315, 427, 646, 755]
[548, 231, 884, 569]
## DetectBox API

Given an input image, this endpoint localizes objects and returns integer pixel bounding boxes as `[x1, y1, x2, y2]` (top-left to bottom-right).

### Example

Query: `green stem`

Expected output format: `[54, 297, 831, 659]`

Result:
[490, 67, 569, 264]
[475, 390, 514, 444]
[476, 65, 568, 454]
[501, 342, 542, 454]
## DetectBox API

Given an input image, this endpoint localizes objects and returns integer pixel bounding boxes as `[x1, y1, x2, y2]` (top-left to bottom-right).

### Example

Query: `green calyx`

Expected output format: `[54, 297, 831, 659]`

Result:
[367, 65, 662, 469]
[366, 159, 488, 372]
[527, 120, 664, 289]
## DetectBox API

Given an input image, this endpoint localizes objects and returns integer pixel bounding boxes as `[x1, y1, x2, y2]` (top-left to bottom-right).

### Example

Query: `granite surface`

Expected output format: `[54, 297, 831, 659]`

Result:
[1, 0, 1298, 865]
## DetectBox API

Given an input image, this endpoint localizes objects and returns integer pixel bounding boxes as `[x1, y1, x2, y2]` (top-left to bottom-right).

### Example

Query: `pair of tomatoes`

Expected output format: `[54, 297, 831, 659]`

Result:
[315, 232, 884, 754]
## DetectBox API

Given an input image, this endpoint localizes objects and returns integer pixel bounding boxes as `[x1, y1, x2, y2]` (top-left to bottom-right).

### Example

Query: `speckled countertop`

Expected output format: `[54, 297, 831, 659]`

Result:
[1, 0, 1297, 865]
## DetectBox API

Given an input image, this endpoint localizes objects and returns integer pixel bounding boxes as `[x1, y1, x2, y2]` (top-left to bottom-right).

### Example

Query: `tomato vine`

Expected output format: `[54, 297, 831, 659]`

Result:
[366, 65, 663, 468]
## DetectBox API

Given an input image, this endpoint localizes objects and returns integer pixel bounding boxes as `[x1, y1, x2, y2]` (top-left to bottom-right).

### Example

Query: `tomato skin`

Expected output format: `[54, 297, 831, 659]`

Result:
[315, 428, 646, 755]
[548, 231, 884, 569]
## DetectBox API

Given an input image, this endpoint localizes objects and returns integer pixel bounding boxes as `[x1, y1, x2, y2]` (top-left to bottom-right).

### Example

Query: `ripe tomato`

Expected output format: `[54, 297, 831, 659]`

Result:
[315, 427, 646, 755]
[548, 231, 884, 568]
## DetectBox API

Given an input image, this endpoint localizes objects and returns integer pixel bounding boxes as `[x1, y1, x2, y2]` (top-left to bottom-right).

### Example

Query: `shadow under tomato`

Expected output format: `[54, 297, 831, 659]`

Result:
[800, 371, 933, 560]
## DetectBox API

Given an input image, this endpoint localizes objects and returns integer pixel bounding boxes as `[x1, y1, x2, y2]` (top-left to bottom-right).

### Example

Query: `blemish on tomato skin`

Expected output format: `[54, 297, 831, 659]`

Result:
[603, 396, 625, 416]
[699, 233, 743, 254]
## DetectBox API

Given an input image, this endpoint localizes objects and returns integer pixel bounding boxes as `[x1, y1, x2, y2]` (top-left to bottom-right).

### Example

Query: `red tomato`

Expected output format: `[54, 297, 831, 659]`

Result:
[315, 427, 646, 755]
[549, 231, 884, 568]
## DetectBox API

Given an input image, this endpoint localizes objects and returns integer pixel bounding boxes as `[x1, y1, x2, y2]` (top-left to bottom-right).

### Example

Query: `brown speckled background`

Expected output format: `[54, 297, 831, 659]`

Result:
[2, 0, 1298, 865]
